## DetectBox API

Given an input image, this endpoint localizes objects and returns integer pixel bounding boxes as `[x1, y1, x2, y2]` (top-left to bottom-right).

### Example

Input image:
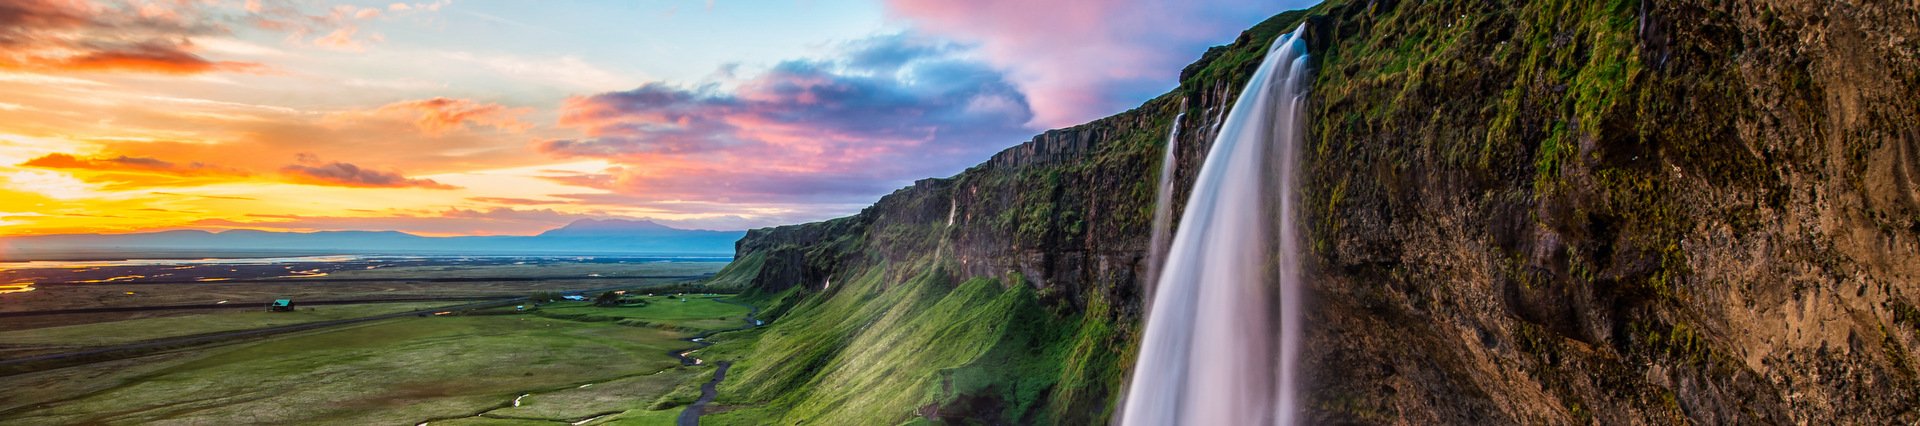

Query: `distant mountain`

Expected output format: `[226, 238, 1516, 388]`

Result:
[537, 219, 679, 237]
[0, 220, 745, 259]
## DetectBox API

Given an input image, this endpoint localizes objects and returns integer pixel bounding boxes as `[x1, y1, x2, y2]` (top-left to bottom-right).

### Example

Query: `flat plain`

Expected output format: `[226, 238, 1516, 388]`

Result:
[0, 258, 744, 425]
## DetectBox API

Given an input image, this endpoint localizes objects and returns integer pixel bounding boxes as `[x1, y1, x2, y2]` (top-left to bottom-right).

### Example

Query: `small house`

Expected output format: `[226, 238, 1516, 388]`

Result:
[268, 299, 295, 312]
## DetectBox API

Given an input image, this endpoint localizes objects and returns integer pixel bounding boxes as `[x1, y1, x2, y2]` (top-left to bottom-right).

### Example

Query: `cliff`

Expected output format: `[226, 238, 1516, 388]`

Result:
[1298, 0, 1919, 423]
[703, 0, 1920, 424]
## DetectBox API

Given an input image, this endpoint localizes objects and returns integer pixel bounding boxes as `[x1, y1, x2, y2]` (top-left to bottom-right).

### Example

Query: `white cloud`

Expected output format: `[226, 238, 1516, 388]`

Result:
[442, 52, 641, 92]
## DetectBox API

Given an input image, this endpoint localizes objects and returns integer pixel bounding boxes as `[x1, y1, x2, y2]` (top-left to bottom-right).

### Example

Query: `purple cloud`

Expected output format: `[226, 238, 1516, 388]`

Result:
[537, 33, 1036, 204]
[280, 161, 457, 190]
[883, 0, 1301, 127]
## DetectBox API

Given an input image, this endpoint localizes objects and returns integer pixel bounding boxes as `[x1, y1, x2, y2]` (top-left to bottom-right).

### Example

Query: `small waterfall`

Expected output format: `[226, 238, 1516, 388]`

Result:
[1144, 103, 1186, 303]
[1122, 24, 1311, 426]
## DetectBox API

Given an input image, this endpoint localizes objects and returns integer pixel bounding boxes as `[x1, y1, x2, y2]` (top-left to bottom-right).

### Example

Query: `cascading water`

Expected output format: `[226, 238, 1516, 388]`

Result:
[1144, 104, 1185, 303]
[1121, 24, 1311, 426]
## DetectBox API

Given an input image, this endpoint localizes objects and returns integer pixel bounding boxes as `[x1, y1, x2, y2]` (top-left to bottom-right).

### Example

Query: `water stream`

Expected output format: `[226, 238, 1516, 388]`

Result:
[1144, 103, 1185, 304]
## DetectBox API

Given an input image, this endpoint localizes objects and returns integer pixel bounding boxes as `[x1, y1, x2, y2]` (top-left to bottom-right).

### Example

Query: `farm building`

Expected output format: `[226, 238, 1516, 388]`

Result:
[268, 299, 295, 312]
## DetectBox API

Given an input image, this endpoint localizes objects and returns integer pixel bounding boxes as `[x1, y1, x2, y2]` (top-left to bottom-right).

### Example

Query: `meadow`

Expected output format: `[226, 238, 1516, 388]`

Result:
[0, 302, 450, 358]
[0, 260, 750, 425]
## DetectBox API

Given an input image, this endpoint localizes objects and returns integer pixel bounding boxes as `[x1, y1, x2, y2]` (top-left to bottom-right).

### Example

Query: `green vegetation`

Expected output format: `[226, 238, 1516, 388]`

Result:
[705, 264, 1010, 424]
[321, 261, 728, 281]
[1, 314, 694, 424]
[0, 302, 452, 348]
[533, 295, 750, 332]
[0, 275, 753, 426]
[704, 251, 766, 290]
[484, 367, 705, 422]
[685, 252, 1134, 425]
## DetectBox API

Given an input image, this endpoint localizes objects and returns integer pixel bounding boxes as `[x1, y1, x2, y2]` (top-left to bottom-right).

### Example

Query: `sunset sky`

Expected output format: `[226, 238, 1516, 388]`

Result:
[0, 0, 1296, 236]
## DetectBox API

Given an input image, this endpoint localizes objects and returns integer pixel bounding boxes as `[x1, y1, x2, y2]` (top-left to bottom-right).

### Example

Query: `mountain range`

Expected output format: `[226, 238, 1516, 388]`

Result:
[0, 219, 744, 259]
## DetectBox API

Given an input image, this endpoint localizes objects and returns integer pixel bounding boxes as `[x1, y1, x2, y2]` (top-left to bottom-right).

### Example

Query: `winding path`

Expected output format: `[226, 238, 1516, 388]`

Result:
[675, 299, 761, 426]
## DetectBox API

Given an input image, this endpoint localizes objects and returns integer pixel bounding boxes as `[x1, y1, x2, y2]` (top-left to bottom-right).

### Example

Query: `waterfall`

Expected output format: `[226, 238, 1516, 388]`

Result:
[1144, 102, 1185, 304]
[1121, 24, 1311, 426]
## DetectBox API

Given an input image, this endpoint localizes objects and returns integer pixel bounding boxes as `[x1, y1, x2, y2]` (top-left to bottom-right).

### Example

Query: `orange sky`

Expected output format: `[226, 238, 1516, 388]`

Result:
[0, 0, 888, 236]
[0, 0, 1287, 237]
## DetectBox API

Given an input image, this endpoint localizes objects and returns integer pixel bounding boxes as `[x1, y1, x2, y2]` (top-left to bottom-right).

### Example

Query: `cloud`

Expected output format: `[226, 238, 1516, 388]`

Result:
[366, 97, 532, 136]
[1, 170, 93, 199]
[441, 52, 640, 92]
[0, 0, 263, 74]
[882, 0, 1289, 127]
[185, 207, 681, 236]
[18, 152, 458, 191]
[279, 160, 458, 189]
[21, 153, 249, 177]
[312, 27, 364, 51]
[32, 91, 545, 181]
[537, 33, 1034, 204]
[151, 191, 256, 201]
[247, 1, 424, 53]
[467, 196, 558, 206]
[18, 153, 252, 189]
[0, 0, 439, 74]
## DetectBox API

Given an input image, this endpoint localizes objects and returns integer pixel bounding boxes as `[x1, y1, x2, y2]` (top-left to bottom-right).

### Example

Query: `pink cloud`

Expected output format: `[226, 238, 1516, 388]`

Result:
[368, 97, 533, 136]
[21, 153, 250, 177]
[537, 34, 1034, 205]
[883, 0, 1287, 127]
[0, 0, 264, 74]
[247, 2, 401, 51]
[190, 207, 587, 236]
[188, 207, 760, 236]
[279, 158, 458, 190]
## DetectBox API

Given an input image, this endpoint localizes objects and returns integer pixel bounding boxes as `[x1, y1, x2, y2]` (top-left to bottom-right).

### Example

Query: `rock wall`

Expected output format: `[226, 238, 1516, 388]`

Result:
[1299, 0, 1920, 423]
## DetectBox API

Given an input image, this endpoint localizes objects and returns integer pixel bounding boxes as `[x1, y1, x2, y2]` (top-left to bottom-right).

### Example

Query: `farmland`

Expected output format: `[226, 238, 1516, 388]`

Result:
[0, 257, 749, 425]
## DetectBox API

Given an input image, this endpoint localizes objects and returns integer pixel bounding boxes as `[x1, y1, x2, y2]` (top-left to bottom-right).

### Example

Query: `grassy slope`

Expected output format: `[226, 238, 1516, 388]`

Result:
[678, 10, 1320, 425]
[700, 232, 1145, 425]
[703, 251, 765, 291]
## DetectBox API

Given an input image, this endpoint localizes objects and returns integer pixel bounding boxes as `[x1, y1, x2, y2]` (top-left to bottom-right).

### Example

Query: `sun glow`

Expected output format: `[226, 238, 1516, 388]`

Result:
[3, 170, 94, 200]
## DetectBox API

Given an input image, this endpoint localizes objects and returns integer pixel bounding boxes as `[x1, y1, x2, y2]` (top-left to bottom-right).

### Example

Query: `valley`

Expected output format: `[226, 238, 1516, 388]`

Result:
[0, 259, 765, 425]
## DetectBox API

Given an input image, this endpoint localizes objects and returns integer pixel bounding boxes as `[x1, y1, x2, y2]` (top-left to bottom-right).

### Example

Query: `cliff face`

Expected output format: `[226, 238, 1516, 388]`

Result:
[1299, 0, 1919, 423]
[710, 0, 1920, 424]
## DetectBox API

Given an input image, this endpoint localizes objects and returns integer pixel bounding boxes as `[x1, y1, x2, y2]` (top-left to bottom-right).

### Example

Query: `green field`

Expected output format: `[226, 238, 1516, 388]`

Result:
[0, 295, 753, 425]
[323, 261, 728, 281]
[535, 295, 752, 332]
[0, 302, 453, 348]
